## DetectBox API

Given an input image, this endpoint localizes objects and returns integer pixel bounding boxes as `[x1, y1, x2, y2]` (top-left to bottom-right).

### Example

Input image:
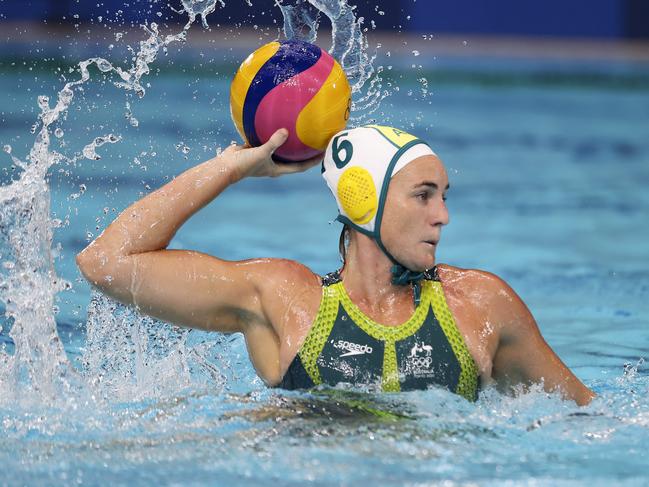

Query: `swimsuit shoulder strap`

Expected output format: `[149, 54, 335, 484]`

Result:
[296, 273, 342, 385]
[422, 266, 440, 282]
[321, 269, 343, 287]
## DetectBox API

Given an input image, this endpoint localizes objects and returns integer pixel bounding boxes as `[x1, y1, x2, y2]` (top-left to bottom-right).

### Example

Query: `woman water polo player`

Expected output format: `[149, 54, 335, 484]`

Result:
[76, 125, 595, 405]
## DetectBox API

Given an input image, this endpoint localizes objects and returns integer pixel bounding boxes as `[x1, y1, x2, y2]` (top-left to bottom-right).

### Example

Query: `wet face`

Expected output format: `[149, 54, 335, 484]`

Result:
[380, 155, 450, 271]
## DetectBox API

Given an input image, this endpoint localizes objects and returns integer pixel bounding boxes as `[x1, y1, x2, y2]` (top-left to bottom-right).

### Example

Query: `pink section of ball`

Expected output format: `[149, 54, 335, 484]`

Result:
[254, 49, 335, 162]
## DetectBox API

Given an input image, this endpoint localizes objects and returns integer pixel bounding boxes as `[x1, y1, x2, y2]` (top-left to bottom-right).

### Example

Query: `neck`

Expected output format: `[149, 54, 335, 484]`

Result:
[340, 232, 413, 310]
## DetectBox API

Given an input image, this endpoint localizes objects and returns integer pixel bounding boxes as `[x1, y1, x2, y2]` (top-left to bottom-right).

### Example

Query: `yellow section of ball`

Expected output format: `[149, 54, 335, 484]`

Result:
[230, 41, 281, 143]
[337, 167, 378, 225]
[296, 59, 351, 151]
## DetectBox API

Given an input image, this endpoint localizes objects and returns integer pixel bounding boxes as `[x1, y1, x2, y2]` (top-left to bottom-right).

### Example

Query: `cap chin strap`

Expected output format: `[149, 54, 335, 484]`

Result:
[391, 264, 425, 307]
[374, 236, 425, 307]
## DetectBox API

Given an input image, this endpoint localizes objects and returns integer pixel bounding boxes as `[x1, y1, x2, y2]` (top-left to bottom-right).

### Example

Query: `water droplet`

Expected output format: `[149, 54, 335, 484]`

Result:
[175, 142, 191, 154]
[412, 50, 420, 56]
[54, 128, 64, 138]
[96, 59, 112, 72]
[3, 145, 11, 154]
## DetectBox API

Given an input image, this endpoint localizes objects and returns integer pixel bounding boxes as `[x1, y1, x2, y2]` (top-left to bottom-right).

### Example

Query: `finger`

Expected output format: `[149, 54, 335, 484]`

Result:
[262, 128, 289, 155]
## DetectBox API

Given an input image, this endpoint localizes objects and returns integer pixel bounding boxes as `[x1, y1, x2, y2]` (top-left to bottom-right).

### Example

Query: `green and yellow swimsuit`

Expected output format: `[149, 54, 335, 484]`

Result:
[278, 269, 480, 401]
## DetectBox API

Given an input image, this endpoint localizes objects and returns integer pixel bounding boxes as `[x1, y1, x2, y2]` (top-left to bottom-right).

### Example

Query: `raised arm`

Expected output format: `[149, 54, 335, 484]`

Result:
[485, 273, 595, 406]
[76, 129, 320, 337]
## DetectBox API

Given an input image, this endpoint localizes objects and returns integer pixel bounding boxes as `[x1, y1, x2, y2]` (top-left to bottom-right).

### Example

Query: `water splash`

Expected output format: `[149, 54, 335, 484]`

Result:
[82, 291, 235, 403]
[179, 0, 225, 29]
[277, 0, 321, 43]
[0, 1, 223, 407]
[0, 0, 385, 410]
[0, 90, 80, 408]
[82, 134, 123, 161]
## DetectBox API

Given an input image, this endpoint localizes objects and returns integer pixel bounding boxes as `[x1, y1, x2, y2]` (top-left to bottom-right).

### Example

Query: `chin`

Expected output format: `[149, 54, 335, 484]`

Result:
[389, 242, 437, 271]
[404, 255, 436, 272]
[420, 253, 437, 271]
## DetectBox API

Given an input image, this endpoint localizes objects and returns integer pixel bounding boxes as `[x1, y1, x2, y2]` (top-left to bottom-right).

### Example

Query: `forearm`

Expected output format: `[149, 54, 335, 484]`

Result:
[80, 154, 239, 258]
[493, 339, 595, 406]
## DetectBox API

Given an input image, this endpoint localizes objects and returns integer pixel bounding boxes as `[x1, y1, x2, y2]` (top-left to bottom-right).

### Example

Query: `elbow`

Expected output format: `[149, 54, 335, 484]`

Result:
[76, 249, 101, 286]
[76, 248, 135, 306]
[76, 246, 115, 288]
[76, 247, 90, 275]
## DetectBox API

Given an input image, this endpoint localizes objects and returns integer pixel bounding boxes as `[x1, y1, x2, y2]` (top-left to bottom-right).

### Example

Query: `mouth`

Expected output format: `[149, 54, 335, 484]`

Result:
[423, 240, 438, 247]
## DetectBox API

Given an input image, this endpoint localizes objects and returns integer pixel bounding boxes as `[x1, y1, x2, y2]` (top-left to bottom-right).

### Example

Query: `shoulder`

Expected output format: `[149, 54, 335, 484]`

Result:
[435, 264, 531, 329]
[436, 264, 511, 300]
[235, 257, 322, 335]
[242, 257, 322, 295]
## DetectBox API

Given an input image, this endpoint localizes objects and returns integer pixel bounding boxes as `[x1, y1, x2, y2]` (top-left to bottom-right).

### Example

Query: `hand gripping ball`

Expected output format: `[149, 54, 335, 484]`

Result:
[230, 39, 351, 162]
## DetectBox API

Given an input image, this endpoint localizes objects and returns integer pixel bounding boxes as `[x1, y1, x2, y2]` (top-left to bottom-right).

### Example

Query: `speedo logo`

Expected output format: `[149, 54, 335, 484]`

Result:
[333, 340, 373, 357]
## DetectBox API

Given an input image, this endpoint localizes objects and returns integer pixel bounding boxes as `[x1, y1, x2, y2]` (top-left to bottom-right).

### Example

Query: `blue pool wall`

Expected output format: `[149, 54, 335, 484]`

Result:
[1, 0, 648, 39]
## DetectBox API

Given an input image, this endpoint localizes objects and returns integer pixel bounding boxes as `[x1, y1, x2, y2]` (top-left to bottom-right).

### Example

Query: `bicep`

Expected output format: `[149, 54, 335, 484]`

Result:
[77, 249, 267, 333]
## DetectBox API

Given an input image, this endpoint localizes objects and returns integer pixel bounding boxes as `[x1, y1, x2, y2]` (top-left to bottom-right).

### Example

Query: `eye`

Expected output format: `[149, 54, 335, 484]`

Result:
[415, 192, 429, 201]
[442, 194, 448, 202]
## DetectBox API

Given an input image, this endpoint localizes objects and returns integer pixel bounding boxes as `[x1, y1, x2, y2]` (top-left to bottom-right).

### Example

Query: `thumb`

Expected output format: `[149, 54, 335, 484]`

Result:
[264, 128, 289, 154]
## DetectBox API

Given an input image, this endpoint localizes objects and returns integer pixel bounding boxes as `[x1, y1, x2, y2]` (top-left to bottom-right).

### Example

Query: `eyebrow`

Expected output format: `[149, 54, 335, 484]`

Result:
[413, 181, 450, 191]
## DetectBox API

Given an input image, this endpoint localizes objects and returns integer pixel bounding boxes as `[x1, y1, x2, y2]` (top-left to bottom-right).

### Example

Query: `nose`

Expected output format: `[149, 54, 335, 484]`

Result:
[433, 198, 449, 227]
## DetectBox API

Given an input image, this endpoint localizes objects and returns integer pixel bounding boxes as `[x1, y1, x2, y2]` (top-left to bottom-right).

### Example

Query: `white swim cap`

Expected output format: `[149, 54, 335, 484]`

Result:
[322, 124, 436, 238]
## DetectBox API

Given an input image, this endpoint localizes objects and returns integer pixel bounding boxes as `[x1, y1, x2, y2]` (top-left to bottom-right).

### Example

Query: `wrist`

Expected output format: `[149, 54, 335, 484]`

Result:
[213, 152, 246, 185]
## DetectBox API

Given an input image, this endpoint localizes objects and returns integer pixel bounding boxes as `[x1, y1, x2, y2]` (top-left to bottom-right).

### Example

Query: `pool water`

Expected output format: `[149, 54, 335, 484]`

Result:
[1, 11, 649, 486]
